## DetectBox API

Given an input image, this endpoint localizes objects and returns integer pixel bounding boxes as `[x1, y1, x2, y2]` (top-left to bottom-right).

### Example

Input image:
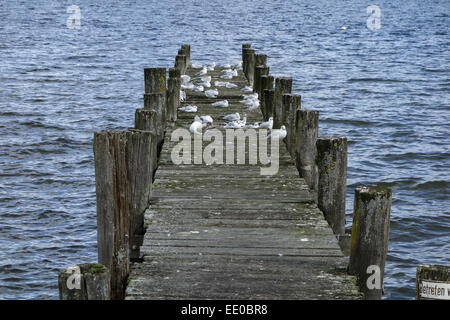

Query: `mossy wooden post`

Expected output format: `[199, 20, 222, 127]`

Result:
[281, 94, 300, 157]
[144, 68, 166, 94]
[167, 70, 181, 123]
[178, 49, 188, 74]
[260, 76, 274, 120]
[262, 89, 275, 122]
[295, 109, 319, 200]
[416, 265, 450, 300]
[134, 109, 158, 181]
[175, 55, 187, 75]
[348, 186, 392, 300]
[273, 77, 293, 129]
[243, 48, 255, 85]
[254, 66, 269, 101]
[144, 92, 166, 155]
[316, 136, 347, 235]
[93, 130, 154, 299]
[58, 263, 110, 300]
[254, 53, 267, 68]
[242, 44, 251, 70]
[181, 44, 191, 67]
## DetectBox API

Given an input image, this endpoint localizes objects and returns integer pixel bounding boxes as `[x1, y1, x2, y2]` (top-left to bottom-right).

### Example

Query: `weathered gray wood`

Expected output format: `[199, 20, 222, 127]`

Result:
[295, 109, 319, 201]
[260, 75, 274, 120]
[243, 48, 255, 85]
[273, 77, 292, 129]
[181, 44, 191, 67]
[262, 89, 275, 122]
[58, 263, 110, 300]
[167, 77, 181, 123]
[143, 92, 166, 146]
[144, 68, 166, 94]
[281, 93, 300, 156]
[254, 53, 267, 68]
[416, 265, 450, 300]
[316, 136, 347, 235]
[348, 185, 392, 300]
[254, 66, 270, 101]
[175, 54, 187, 75]
[242, 43, 251, 71]
[94, 130, 154, 299]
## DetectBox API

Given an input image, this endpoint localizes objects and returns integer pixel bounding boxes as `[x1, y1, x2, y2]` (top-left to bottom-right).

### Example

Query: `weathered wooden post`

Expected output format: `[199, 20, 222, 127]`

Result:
[243, 48, 255, 85]
[167, 68, 181, 123]
[181, 44, 191, 67]
[416, 265, 450, 300]
[316, 136, 347, 235]
[348, 185, 392, 300]
[144, 68, 166, 94]
[134, 109, 158, 180]
[260, 75, 274, 120]
[242, 44, 251, 70]
[273, 77, 292, 129]
[58, 263, 110, 300]
[254, 53, 267, 69]
[262, 89, 275, 122]
[175, 55, 187, 75]
[254, 65, 269, 98]
[93, 129, 154, 299]
[295, 109, 319, 200]
[281, 93, 300, 155]
[144, 92, 166, 154]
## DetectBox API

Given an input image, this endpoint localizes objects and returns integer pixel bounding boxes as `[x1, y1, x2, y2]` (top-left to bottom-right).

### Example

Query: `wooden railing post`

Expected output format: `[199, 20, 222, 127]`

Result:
[175, 55, 187, 75]
[144, 68, 166, 94]
[58, 263, 110, 300]
[262, 89, 275, 122]
[167, 68, 181, 123]
[181, 44, 191, 67]
[316, 136, 347, 235]
[273, 77, 292, 129]
[260, 75, 274, 120]
[416, 265, 450, 300]
[294, 109, 319, 200]
[254, 53, 267, 69]
[348, 186, 392, 300]
[281, 93, 300, 156]
[93, 129, 154, 299]
[243, 48, 255, 85]
[254, 65, 269, 99]
[242, 44, 251, 70]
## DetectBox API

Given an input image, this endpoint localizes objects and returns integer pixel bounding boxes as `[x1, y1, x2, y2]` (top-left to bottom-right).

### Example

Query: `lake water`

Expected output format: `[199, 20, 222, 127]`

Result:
[0, 0, 448, 299]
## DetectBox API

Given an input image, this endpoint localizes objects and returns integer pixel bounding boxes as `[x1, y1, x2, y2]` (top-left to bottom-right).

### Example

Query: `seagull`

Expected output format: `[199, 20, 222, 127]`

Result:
[192, 85, 204, 92]
[178, 105, 197, 112]
[179, 90, 186, 102]
[234, 61, 243, 70]
[223, 116, 246, 129]
[341, 25, 347, 30]
[267, 125, 287, 140]
[212, 100, 229, 108]
[226, 82, 238, 88]
[190, 116, 203, 134]
[259, 117, 273, 129]
[206, 62, 216, 71]
[241, 86, 253, 93]
[180, 75, 191, 85]
[244, 122, 260, 129]
[191, 62, 203, 68]
[222, 112, 240, 121]
[205, 89, 219, 98]
[200, 115, 213, 125]
[214, 81, 229, 87]
[223, 64, 231, 69]
[196, 66, 207, 76]
[181, 82, 194, 90]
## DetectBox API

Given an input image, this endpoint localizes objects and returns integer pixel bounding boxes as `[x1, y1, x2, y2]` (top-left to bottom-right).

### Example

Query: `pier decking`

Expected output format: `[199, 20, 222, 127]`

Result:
[124, 64, 361, 299]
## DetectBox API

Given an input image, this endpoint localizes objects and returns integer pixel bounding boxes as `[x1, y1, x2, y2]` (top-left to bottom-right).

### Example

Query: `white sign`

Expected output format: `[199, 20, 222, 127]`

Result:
[419, 280, 450, 300]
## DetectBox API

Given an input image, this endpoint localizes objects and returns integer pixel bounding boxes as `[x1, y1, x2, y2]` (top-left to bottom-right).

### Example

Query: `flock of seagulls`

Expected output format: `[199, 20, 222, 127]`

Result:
[179, 61, 286, 141]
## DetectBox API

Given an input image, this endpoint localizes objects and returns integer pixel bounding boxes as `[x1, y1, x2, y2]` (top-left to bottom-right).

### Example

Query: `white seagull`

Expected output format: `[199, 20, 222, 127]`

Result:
[178, 105, 197, 113]
[212, 100, 229, 108]
[222, 112, 240, 121]
[240, 86, 253, 93]
[259, 117, 273, 129]
[205, 89, 219, 98]
[267, 125, 287, 140]
[196, 66, 207, 76]
[189, 116, 203, 134]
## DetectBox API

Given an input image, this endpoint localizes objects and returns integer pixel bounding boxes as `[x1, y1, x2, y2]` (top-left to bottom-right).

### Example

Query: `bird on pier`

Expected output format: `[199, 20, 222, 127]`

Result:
[259, 117, 273, 129]
[196, 66, 207, 76]
[222, 112, 240, 122]
[190, 116, 203, 134]
[205, 89, 219, 98]
[200, 115, 213, 125]
[241, 86, 253, 93]
[192, 85, 204, 92]
[178, 105, 197, 113]
[180, 75, 191, 85]
[211, 100, 229, 107]
[180, 90, 186, 102]
[267, 125, 287, 140]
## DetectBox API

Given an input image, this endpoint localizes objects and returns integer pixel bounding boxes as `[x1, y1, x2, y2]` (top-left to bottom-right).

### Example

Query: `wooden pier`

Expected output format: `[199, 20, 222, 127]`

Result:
[60, 44, 395, 301]
[124, 50, 361, 299]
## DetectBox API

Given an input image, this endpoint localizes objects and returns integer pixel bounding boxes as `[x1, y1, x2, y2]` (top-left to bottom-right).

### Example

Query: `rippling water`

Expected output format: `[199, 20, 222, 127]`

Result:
[0, 0, 448, 299]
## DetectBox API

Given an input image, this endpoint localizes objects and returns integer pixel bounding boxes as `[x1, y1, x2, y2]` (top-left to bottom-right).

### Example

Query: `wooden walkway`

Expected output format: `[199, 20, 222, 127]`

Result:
[125, 63, 361, 299]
